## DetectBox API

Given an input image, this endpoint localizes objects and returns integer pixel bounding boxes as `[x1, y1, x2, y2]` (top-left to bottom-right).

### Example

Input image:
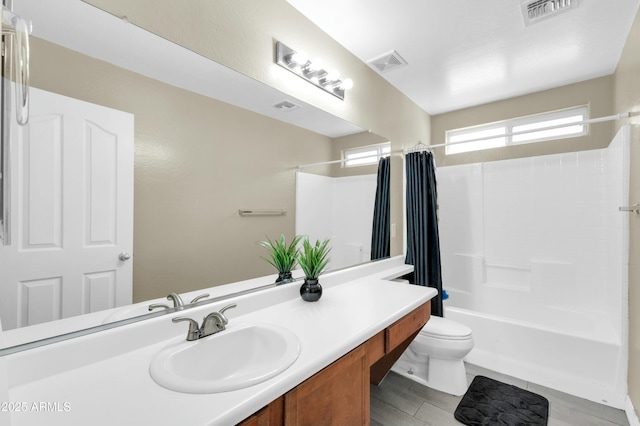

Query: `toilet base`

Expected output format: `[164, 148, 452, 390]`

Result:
[391, 352, 469, 396]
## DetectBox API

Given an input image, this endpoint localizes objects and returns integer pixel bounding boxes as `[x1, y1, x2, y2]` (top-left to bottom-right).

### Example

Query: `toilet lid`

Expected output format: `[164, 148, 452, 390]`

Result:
[419, 316, 472, 340]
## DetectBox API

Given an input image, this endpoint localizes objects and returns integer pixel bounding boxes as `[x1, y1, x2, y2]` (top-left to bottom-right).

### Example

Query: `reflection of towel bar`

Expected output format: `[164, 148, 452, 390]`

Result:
[238, 209, 286, 217]
[619, 203, 640, 214]
[484, 261, 531, 272]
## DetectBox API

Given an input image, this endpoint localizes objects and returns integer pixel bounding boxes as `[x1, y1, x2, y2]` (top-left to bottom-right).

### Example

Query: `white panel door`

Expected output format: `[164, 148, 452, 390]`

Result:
[0, 88, 134, 330]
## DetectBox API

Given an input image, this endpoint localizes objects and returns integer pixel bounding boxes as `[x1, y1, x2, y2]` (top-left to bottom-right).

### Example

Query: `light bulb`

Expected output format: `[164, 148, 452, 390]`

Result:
[340, 78, 354, 90]
[307, 58, 324, 72]
[290, 51, 309, 66]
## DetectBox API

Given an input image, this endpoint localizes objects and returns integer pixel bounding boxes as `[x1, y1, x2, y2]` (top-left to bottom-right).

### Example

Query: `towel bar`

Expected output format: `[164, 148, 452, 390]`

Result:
[619, 203, 640, 214]
[238, 209, 286, 217]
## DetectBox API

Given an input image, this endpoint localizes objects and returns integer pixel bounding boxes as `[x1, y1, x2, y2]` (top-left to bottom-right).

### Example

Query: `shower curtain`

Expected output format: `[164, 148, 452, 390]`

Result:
[405, 151, 443, 317]
[371, 156, 390, 260]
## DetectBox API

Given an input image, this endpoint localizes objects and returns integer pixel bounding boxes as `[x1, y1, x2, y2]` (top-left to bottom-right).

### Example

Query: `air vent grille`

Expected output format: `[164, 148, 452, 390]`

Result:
[273, 100, 300, 112]
[367, 50, 407, 74]
[522, 0, 578, 26]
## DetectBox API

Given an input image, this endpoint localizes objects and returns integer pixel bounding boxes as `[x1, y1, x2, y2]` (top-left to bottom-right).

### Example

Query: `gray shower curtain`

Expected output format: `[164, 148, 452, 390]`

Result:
[405, 151, 443, 317]
[371, 156, 390, 260]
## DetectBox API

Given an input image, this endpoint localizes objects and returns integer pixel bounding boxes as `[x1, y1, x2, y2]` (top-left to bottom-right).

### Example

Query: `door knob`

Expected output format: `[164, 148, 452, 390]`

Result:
[119, 252, 132, 261]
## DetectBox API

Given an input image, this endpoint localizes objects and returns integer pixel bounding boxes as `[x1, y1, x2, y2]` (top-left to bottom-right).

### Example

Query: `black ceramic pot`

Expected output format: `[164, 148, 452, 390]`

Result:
[299, 278, 322, 302]
[276, 271, 294, 284]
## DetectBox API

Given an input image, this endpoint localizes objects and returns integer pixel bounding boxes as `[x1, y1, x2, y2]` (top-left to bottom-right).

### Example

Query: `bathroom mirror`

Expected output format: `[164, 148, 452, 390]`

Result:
[0, 1, 391, 349]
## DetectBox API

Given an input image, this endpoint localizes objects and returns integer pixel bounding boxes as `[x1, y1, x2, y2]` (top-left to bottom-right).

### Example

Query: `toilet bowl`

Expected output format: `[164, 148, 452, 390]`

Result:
[391, 315, 474, 396]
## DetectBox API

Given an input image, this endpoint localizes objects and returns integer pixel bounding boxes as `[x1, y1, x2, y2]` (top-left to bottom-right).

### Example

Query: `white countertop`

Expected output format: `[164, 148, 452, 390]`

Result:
[5, 259, 436, 426]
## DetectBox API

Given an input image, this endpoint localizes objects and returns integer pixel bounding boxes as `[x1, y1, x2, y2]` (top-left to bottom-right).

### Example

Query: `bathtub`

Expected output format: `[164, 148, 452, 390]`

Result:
[445, 301, 626, 408]
[435, 126, 630, 409]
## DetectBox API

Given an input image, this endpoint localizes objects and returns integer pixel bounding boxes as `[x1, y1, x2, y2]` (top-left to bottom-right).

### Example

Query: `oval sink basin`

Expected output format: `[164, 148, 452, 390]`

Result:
[149, 322, 300, 393]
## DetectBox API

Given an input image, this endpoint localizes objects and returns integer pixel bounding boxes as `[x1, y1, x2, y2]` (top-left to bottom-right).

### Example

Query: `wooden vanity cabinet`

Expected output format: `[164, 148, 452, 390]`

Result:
[284, 344, 369, 425]
[237, 397, 284, 426]
[370, 300, 431, 385]
[237, 300, 431, 426]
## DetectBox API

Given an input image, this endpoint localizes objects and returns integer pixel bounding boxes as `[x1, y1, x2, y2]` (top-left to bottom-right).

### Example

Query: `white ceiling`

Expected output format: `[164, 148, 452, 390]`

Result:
[287, 0, 640, 115]
[14, 0, 363, 138]
[14, 1, 640, 138]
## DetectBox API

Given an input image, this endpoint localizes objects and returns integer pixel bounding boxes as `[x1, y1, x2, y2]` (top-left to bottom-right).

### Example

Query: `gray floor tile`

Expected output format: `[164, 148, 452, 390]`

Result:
[371, 367, 630, 426]
[406, 380, 462, 414]
[414, 402, 465, 426]
[371, 382, 424, 416]
[465, 363, 528, 389]
[371, 396, 430, 426]
[527, 382, 629, 426]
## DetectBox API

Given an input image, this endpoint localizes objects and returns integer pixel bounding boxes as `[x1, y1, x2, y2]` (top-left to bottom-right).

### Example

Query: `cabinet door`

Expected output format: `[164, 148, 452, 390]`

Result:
[237, 396, 283, 426]
[285, 344, 369, 426]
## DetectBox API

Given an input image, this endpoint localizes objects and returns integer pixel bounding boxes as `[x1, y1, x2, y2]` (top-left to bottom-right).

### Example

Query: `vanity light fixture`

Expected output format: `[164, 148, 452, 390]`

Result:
[275, 41, 353, 100]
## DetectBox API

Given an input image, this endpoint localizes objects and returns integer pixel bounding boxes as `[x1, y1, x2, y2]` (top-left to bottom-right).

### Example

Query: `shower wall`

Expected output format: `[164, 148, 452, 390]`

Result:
[437, 126, 630, 405]
[295, 172, 377, 270]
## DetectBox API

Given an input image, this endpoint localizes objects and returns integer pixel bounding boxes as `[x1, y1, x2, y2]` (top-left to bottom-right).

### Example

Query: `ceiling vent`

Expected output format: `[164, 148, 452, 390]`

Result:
[522, 0, 578, 26]
[272, 100, 300, 112]
[367, 50, 407, 74]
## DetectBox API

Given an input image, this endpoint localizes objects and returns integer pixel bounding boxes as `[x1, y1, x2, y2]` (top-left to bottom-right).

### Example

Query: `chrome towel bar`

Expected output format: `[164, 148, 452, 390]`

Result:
[619, 204, 640, 214]
[238, 209, 287, 217]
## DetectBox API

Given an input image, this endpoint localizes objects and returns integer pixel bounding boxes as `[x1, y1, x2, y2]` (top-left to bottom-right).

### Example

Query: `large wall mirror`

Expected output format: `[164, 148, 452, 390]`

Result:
[0, 1, 391, 349]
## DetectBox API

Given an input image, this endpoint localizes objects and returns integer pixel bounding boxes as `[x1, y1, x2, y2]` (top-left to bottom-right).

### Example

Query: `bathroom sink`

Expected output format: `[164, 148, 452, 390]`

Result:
[149, 322, 300, 393]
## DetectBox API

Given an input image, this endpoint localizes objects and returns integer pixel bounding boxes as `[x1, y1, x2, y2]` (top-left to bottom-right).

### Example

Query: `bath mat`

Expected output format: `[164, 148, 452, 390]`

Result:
[454, 375, 549, 426]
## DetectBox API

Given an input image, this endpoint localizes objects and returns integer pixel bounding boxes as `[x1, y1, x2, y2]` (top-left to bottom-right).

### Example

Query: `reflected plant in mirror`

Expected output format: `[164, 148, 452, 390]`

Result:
[297, 237, 331, 302]
[259, 234, 303, 284]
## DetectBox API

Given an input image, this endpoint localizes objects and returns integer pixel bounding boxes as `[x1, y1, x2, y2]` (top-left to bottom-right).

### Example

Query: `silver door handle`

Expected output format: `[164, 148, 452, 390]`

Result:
[119, 252, 132, 261]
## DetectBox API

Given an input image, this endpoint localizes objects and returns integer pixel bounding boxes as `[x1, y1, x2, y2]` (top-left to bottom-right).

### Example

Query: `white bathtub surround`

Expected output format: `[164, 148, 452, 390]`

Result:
[296, 171, 377, 270]
[3, 256, 433, 425]
[627, 396, 640, 426]
[437, 126, 630, 407]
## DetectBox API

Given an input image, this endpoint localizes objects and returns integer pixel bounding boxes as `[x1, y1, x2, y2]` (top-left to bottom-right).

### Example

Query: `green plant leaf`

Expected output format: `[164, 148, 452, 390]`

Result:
[296, 236, 331, 280]
[259, 234, 303, 273]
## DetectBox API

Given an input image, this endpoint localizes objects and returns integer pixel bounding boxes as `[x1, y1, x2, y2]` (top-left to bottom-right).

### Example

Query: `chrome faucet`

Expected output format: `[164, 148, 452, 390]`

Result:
[172, 303, 237, 341]
[166, 292, 185, 308]
[148, 292, 210, 312]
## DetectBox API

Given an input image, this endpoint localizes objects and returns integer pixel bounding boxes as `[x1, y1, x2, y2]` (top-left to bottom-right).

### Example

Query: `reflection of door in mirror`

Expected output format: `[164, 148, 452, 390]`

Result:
[0, 88, 134, 330]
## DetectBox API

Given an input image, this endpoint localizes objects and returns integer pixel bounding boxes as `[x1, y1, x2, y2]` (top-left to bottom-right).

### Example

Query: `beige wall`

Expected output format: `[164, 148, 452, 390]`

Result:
[30, 37, 335, 302]
[85, 0, 431, 257]
[613, 6, 640, 416]
[431, 75, 615, 166]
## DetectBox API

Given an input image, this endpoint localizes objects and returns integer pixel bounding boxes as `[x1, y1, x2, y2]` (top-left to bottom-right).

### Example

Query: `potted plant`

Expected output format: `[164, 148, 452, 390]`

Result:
[259, 234, 303, 284]
[296, 237, 331, 302]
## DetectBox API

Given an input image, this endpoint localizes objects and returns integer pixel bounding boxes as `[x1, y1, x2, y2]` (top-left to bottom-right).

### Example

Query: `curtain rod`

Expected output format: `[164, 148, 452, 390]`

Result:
[298, 112, 630, 168]
[297, 152, 403, 169]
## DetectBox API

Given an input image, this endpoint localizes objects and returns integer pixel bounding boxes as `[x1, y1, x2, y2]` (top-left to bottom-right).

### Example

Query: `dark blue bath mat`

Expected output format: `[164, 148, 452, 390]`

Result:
[454, 375, 549, 426]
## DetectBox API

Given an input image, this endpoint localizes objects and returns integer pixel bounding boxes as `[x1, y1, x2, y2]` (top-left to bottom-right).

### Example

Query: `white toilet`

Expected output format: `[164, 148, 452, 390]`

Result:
[391, 315, 474, 396]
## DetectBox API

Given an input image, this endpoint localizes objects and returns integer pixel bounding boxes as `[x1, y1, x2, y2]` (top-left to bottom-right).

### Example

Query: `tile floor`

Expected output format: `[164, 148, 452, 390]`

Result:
[370, 364, 630, 426]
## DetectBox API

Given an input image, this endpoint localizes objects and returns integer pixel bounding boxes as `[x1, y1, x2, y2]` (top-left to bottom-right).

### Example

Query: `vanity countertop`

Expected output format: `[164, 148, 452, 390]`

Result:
[5, 258, 436, 426]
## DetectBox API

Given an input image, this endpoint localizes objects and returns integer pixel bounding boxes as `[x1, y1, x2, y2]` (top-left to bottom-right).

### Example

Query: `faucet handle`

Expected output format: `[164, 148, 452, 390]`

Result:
[172, 317, 200, 341]
[217, 303, 237, 325]
[189, 293, 210, 304]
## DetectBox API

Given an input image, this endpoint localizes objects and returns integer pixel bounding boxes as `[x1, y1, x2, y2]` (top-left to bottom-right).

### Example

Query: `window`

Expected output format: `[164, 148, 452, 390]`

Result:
[343, 142, 391, 167]
[445, 106, 588, 155]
